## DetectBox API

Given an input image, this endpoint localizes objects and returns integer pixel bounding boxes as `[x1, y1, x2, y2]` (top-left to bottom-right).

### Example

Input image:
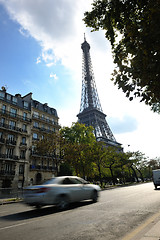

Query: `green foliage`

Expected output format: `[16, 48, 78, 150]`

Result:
[35, 122, 160, 185]
[60, 122, 96, 178]
[58, 162, 74, 176]
[36, 131, 65, 174]
[84, 0, 160, 112]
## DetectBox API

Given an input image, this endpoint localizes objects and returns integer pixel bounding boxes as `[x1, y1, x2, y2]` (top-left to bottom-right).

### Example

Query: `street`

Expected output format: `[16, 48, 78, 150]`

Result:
[0, 182, 160, 240]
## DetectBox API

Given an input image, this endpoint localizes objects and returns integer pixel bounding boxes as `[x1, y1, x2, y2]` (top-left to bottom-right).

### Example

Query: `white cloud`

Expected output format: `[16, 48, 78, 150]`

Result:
[36, 56, 41, 64]
[46, 62, 55, 67]
[1, 0, 160, 158]
[49, 73, 58, 82]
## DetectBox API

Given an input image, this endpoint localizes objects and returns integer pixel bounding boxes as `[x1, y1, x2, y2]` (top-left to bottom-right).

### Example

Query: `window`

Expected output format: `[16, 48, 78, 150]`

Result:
[23, 101, 28, 109]
[23, 112, 27, 120]
[33, 111, 39, 118]
[0, 132, 3, 138]
[62, 178, 74, 185]
[6, 94, 11, 101]
[1, 118, 5, 126]
[33, 133, 38, 140]
[2, 105, 6, 114]
[19, 164, 24, 174]
[6, 148, 14, 158]
[10, 108, 17, 117]
[0, 91, 5, 99]
[41, 135, 44, 140]
[22, 124, 27, 132]
[4, 163, 13, 173]
[20, 150, 26, 159]
[46, 117, 50, 122]
[22, 137, 26, 144]
[8, 134, 14, 141]
[34, 122, 39, 128]
[9, 120, 16, 129]
[12, 96, 17, 104]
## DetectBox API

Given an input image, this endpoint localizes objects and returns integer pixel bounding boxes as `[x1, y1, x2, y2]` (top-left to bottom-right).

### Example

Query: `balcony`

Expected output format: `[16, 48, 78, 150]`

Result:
[31, 151, 54, 158]
[0, 153, 19, 161]
[0, 170, 15, 176]
[33, 126, 55, 134]
[0, 138, 5, 144]
[32, 114, 58, 125]
[30, 165, 56, 172]
[0, 109, 31, 122]
[0, 122, 27, 134]
[6, 139, 17, 146]
[20, 142, 27, 148]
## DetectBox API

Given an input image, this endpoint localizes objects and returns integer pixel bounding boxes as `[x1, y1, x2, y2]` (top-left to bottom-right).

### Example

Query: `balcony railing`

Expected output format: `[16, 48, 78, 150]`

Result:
[0, 170, 15, 176]
[20, 142, 27, 147]
[33, 126, 55, 134]
[6, 139, 17, 145]
[0, 153, 19, 160]
[0, 109, 31, 122]
[30, 165, 56, 171]
[31, 151, 55, 158]
[0, 122, 27, 134]
[32, 114, 58, 125]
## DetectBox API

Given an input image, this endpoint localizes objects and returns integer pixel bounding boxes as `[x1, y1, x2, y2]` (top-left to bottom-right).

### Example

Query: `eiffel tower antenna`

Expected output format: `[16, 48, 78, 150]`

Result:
[77, 37, 121, 148]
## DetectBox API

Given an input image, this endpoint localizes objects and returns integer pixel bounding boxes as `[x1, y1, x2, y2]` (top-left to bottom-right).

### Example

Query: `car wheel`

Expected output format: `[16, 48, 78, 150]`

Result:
[92, 190, 98, 202]
[57, 195, 69, 210]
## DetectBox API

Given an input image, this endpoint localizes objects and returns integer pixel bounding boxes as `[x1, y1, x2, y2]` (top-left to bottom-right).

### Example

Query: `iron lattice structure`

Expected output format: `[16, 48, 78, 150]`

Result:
[77, 36, 121, 147]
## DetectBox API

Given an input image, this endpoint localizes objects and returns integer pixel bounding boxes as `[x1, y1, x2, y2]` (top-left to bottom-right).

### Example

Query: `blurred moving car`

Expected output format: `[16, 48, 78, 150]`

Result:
[23, 176, 101, 210]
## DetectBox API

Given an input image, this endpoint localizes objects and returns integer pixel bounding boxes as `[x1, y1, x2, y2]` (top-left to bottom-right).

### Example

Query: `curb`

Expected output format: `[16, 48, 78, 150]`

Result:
[0, 198, 23, 205]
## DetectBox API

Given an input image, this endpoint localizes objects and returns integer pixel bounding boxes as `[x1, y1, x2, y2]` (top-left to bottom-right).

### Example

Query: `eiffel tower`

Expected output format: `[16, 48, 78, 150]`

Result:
[77, 35, 121, 148]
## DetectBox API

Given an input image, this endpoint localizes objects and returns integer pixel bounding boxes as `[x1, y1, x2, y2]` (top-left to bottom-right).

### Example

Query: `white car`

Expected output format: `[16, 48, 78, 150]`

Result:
[23, 176, 101, 210]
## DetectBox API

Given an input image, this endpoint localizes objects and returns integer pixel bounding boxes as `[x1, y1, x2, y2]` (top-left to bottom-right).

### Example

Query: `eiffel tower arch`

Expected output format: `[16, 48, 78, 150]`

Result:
[77, 36, 122, 148]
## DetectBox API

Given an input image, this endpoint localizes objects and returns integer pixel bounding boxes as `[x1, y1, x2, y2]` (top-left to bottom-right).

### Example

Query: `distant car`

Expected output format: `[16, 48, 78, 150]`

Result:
[23, 176, 101, 210]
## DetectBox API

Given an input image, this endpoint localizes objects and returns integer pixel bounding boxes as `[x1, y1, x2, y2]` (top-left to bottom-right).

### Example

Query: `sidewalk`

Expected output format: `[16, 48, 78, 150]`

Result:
[122, 211, 160, 240]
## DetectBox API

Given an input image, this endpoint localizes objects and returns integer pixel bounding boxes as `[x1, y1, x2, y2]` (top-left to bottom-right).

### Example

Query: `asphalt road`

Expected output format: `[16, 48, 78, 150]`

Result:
[0, 182, 160, 240]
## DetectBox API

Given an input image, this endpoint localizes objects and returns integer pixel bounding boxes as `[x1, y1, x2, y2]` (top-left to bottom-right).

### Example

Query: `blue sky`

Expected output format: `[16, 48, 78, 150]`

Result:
[0, 3, 75, 108]
[0, 0, 160, 158]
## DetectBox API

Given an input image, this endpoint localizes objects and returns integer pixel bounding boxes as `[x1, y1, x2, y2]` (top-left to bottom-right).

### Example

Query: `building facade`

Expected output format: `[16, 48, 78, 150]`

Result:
[0, 88, 60, 188]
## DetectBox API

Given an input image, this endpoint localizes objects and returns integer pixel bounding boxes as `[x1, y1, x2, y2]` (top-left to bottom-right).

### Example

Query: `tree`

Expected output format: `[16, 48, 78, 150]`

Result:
[36, 131, 64, 174]
[102, 146, 121, 185]
[127, 151, 147, 182]
[89, 141, 107, 186]
[60, 122, 96, 178]
[84, 0, 160, 112]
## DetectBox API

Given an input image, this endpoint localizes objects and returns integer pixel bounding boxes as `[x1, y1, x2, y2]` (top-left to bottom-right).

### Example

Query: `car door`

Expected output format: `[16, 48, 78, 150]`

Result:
[61, 177, 83, 202]
[70, 177, 92, 201]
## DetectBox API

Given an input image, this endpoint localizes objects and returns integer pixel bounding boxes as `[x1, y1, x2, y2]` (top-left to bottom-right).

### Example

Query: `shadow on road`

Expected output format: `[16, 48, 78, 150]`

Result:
[1, 200, 94, 222]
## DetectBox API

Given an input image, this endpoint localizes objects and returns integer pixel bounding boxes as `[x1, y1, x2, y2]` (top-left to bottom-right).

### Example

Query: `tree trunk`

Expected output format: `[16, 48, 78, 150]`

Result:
[109, 166, 115, 185]
[98, 163, 103, 187]
[130, 165, 139, 182]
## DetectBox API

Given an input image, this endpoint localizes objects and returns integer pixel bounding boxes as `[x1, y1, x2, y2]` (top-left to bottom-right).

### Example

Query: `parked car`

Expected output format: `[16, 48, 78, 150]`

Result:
[152, 169, 160, 189]
[23, 176, 101, 210]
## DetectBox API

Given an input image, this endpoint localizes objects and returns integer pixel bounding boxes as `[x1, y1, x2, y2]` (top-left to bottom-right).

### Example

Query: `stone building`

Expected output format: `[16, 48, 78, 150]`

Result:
[0, 88, 60, 188]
